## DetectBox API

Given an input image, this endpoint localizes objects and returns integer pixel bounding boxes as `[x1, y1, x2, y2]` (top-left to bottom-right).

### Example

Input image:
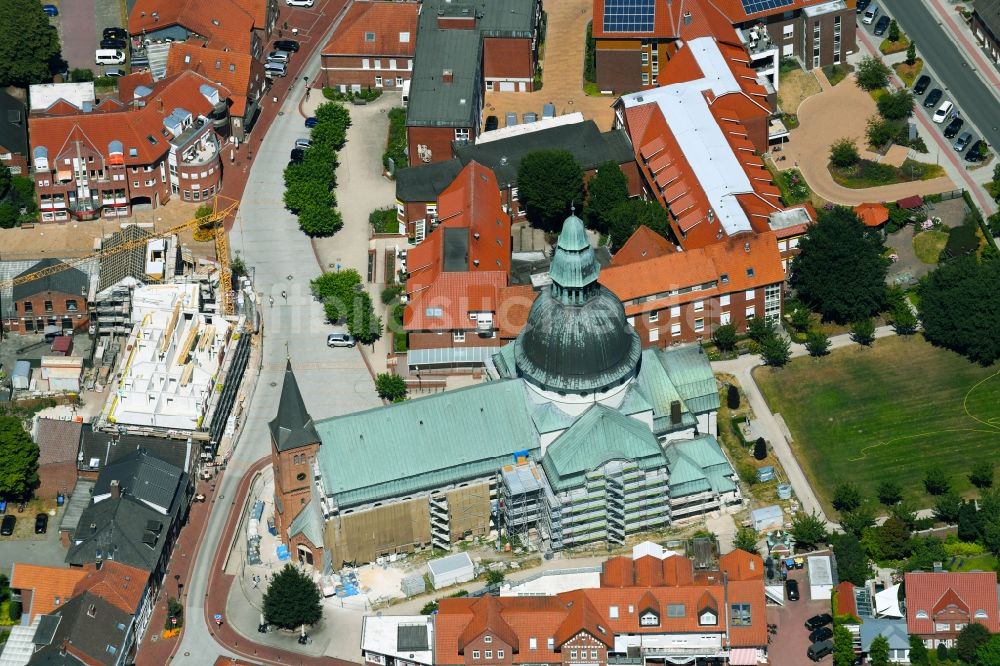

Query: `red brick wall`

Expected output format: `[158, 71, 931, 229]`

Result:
[175, 154, 224, 203]
[0, 147, 28, 175]
[321, 54, 413, 89]
[560, 632, 608, 666]
[37, 461, 78, 499]
[462, 634, 515, 666]
[3, 290, 89, 334]
[271, 440, 319, 540]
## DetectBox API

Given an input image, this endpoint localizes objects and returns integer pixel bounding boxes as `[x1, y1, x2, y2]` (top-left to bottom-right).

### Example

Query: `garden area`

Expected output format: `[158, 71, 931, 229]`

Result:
[893, 58, 923, 87]
[777, 58, 821, 114]
[829, 157, 944, 189]
[369, 206, 401, 235]
[754, 335, 1000, 513]
[878, 19, 910, 55]
[821, 63, 853, 87]
[322, 87, 382, 104]
[382, 107, 407, 176]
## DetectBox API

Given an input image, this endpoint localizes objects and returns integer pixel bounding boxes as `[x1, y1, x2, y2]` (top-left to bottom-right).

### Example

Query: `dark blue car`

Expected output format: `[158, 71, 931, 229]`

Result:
[43, 4, 59, 16]
[304, 117, 318, 128]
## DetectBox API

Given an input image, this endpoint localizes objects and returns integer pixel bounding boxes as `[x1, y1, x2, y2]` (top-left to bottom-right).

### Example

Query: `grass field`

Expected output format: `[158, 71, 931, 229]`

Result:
[754, 336, 1000, 511]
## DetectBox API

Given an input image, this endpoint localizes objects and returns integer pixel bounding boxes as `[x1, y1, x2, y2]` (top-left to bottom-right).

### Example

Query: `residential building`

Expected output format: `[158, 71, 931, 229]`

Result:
[591, 0, 856, 94]
[271, 215, 739, 569]
[0, 258, 93, 335]
[396, 119, 641, 234]
[128, 0, 260, 57]
[32, 418, 83, 499]
[8, 564, 90, 623]
[320, 1, 420, 92]
[0, 89, 29, 175]
[601, 230, 785, 344]
[361, 615, 435, 666]
[905, 571, 1000, 649]
[28, 71, 230, 221]
[406, 0, 541, 166]
[973, 0, 1000, 65]
[165, 42, 266, 140]
[859, 618, 911, 664]
[77, 423, 194, 481]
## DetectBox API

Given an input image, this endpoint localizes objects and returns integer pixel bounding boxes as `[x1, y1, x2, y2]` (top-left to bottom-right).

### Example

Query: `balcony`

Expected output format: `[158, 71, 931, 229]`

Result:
[173, 123, 219, 167]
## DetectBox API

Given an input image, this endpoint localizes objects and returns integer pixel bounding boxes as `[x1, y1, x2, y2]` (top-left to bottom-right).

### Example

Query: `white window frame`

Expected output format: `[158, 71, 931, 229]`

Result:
[497, 651, 504, 659]
[473, 651, 480, 660]
[649, 329, 659, 343]
[609, 606, 619, 619]
[671, 323, 681, 337]
[694, 318, 704, 332]
[529, 638, 537, 650]
[693, 300, 704, 312]
[745, 289, 756, 300]
[746, 306, 756, 319]
[720, 294, 731, 307]
[454, 331, 465, 342]
[670, 305, 680, 318]
[783, 24, 794, 38]
[484, 651, 492, 660]
[362, 58, 370, 69]
[374, 76, 383, 87]
[649, 310, 658, 322]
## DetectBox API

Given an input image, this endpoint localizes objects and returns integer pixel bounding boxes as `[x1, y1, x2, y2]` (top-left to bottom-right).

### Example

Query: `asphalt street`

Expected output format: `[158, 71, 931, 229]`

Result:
[880, 0, 1000, 156]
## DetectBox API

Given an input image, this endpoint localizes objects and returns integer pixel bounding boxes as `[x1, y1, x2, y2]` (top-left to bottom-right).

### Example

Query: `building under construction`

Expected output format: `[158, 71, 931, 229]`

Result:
[271, 215, 743, 570]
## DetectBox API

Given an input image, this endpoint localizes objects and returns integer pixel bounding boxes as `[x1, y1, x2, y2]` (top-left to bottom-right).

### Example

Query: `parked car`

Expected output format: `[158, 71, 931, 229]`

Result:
[327, 332, 356, 348]
[290, 148, 305, 163]
[42, 4, 58, 16]
[785, 579, 800, 601]
[965, 140, 986, 163]
[294, 138, 311, 149]
[286, 0, 314, 6]
[808, 640, 834, 662]
[809, 626, 834, 643]
[856, 0, 871, 13]
[924, 88, 943, 108]
[484, 115, 499, 131]
[944, 117, 964, 138]
[953, 131, 972, 152]
[873, 15, 891, 36]
[1, 515, 15, 536]
[104, 27, 128, 40]
[34, 513, 48, 534]
[913, 75, 931, 95]
[805, 614, 833, 631]
[932, 100, 954, 123]
[862, 3, 879, 24]
[264, 62, 287, 77]
[304, 116, 318, 128]
[267, 51, 290, 64]
[101, 38, 127, 50]
[274, 39, 300, 52]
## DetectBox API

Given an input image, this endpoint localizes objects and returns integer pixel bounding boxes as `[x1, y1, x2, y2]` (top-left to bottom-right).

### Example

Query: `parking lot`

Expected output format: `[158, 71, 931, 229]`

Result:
[0, 502, 68, 578]
[51, 0, 125, 75]
[766, 563, 834, 664]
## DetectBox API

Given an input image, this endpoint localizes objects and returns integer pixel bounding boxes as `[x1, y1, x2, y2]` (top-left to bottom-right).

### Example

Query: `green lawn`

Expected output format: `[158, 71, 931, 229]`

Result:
[754, 336, 1000, 512]
[912, 230, 949, 264]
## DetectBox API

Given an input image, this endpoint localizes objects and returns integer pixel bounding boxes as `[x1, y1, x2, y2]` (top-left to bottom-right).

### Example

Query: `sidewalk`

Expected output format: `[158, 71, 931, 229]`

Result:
[924, 0, 1000, 92]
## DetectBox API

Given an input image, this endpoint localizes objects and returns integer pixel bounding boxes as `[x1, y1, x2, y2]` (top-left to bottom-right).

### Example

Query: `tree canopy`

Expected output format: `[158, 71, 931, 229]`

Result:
[310, 269, 381, 344]
[606, 199, 671, 249]
[583, 161, 629, 234]
[0, 417, 39, 498]
[263, 564, 322, 630]
[516, 150, 584, 232]
[375, 373, 407, 402]
[0, 0, 61, 87]
[791, 511, 828, 550]
[918, 257, 1000, 365]
[831, 532, 870, 585]
[877, 89, 915, 121]
[733, 527, 760, 555]
[833, 482, 863, 513]
[854, 55, 892, 91]
[869, 634, 890, 666]
[790, 206, 888, 324]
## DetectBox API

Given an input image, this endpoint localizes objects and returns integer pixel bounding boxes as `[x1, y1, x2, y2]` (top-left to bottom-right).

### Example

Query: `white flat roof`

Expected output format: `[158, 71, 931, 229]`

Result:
[361, 616, 434, 666]
[501, 570, 601, 597]
[808, 555, 834, 587]
[476, 112, 586, 145]
[428, 552, 474, 576]
[620, 37, 757, 237]
[28, 82, 96, 112]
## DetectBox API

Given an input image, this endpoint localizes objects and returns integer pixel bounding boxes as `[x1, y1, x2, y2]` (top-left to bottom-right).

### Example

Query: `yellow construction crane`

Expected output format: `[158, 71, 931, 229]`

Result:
[1, 196, 240, 315]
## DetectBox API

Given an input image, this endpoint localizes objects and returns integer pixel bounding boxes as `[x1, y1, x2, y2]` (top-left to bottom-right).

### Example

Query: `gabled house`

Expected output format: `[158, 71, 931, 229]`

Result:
[320, 1, 420, 92]
[905, 571, 1000, 649]
[76, 424, 194, 480]
[2, 259, 92, 335]
[29, 591, 135, 666]
[128, 0, 260, 57]
[32, 418, 83, 499]
[0, 89, 29, 175]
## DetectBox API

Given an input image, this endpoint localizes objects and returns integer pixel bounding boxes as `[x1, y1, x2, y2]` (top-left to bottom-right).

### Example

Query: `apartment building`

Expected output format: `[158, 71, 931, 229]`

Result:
[905, 571, 1000, 650]
[28, 72, 229, 221]
[320, 1, 420, 91]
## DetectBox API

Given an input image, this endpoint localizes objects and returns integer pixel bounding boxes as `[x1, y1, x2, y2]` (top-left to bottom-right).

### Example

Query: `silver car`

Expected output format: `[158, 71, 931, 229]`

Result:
[327, 332, 355, 348]
[953, 131, 972, 152]
[295, 138, 311, 149]
[267, 50, 290, 64]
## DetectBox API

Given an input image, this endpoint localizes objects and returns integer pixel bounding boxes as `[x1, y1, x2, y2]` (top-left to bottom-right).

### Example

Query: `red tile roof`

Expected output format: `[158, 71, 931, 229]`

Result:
[404, 271, 507, 331]
[74, 561, 148, 615]
[35, 418, 82, 465]
[10, 563, 90, 621]
[905, 572, 1000, 635]
[854, 202, 890, 227]
[483, 37, 532, 79]
[720, 550, 764, 581]
[610, 225, 675, 266]
[458, 596, 520, 652]
[30, 71, 230, 166]
[897, 195, 924, 209]
[166, 42, 263, 116]
[321, 1, 419, 58]
[837, 582, 858, 618]
[129, 0, 255, 52]
[498, 284, 536, 339]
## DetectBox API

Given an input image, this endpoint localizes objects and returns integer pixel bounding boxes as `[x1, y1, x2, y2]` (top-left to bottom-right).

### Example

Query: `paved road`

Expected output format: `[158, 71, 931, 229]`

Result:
[57, 0, 98, 73]
[879, 0, 1000, 163]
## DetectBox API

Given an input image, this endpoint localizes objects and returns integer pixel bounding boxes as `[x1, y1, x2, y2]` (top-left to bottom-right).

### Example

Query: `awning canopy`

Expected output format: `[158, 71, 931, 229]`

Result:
[729, 648, 759, 665]
[407, 346, 495, 368]
[875, 583, 904, 618]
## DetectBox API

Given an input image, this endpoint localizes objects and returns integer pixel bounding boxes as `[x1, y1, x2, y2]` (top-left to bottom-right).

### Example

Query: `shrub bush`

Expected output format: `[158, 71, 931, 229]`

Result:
[383, 107, 407, 174]
[727, 385, 740, 410]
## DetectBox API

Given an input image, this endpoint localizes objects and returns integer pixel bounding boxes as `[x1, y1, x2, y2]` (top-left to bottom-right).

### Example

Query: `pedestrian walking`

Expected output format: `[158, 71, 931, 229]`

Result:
[269, 295, 274, 307]
[305, 88, 311, 100]
[281, 290, 287, 301]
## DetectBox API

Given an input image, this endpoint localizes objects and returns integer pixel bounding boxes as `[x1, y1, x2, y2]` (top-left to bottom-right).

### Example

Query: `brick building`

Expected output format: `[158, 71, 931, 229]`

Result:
[32, 418, 83, 499]
[406, 0, 541, 166]
[591, 0, 857, 95]
[905, 571, 1000, 649]
[28, 71, 229, 221]
[129, 0, 262, 57]
[601, 231, 784, 345]
[320, 1, 420, 92]
[973, 0, 1000, 65]
[0, 89, 29, 175]
[2, 259, 92, 335]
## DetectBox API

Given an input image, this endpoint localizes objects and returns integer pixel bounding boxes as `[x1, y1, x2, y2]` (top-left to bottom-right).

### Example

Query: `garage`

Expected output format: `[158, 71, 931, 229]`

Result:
[807, 555, 834, 600]
[498, 81, 516, 92]
[427, 552, 475, 589]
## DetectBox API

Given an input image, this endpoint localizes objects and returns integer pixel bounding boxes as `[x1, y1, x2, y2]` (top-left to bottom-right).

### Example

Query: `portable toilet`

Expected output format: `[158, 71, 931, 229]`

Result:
[504, 112, 518, 127]
[542, 102, 555, 118]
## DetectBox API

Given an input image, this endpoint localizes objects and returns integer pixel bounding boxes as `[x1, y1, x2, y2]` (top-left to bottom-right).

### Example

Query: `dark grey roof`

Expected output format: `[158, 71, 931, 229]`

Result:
[78, 424, 192, 474]
[268, 360, 320, 452]
[453, 123, 634, 188]
[395, 158, 463, 203]
[443, 227, 468, 271]
[98, 225, 159, 293]
[975, 0, 1000, 34]
[12, 259, 89, 302]
[407, 0, 537, 128]
[66, 491, 181, 570]
[34, 615, 61, 647]
[29, 593, 131, 666]
[397, 623, 429, 651]
[0, 89, 28, 157]
[93, 448, 184, 512]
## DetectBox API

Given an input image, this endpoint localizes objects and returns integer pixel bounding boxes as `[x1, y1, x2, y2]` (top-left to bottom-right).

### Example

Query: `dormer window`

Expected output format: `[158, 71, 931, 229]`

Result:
[917, 610, 929, 619]
[365, 32, 375, 42]
[639, 611, 659, 626]
[699, 609, 717, 625]
[976, 610, 989, 619]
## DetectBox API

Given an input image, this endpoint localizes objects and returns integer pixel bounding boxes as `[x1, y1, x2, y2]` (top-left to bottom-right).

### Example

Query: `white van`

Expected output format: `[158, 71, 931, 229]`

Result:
[95, 49, 126, 65]
[264, 62, 287, 77]
[862, 4, 879, 24]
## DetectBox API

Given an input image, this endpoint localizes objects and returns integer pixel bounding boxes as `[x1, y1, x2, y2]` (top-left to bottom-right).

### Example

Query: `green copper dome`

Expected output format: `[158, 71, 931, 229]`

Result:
[513, 214, 641, 395]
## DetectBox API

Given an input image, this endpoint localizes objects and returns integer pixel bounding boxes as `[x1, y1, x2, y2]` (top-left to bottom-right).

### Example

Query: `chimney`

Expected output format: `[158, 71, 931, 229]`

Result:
[683, 11, 692, 25]
[670, 400, 682, 425]
[442, 69, 453, 84]
[744, 242, 751, 253]
[110, 479, 121, 498]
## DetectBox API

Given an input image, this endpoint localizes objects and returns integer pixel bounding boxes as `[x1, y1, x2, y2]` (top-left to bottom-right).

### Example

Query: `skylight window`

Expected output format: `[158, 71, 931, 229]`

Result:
[746, 267, 754, 277]
[147, 135, 158, 145]
[425, 307, 443, 317]
[365, 32, 376, 42]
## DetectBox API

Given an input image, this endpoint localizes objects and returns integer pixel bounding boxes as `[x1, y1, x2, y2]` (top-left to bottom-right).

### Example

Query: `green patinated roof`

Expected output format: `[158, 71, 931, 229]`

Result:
[557, 215, 589, 251]
[531, 402, 576, 434]
[664, 436, 737, 499]
[542, 405, 665, 492]
[548, 215, 599, 291]
[635, 349, 697, 434]
[660, 346, 720, 412]
[315, 380, 539, 508]
[288, 500, 323, 547]
[618, 383, 652, 415]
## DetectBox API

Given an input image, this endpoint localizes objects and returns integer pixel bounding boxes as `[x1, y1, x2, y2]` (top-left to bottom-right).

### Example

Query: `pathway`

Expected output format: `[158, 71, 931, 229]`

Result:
[923, 0, 1000, 91]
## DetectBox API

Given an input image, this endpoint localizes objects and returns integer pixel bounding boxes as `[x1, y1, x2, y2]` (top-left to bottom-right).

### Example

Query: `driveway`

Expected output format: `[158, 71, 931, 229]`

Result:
[483, 0, 614, 131]
[766, 565, 833, 665]
[779, 71, 956, 206]
[57, 0, 98, 74]
[0, 510, 68, 578]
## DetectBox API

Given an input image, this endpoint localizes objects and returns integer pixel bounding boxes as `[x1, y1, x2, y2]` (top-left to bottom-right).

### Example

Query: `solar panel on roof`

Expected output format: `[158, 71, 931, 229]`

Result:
[603, 0, 654, 33]
[740, 0, 794, 16]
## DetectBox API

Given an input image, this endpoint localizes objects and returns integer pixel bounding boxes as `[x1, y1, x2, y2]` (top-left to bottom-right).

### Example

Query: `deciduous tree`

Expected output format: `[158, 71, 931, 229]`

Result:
[805, 330, 831, 357]
[374, 373, 407, 402]
[924, 468, 951, 496]
[791, 511, 828, 550]
[918, 257, 1000, 366]
[583, 161, 628, 234]
[905, 41, 917, 66]
[957, 623, 991, 664]
[971, 461, 995, 490]
[933, 490, 962, 524]
[832, 532, 870, 585]
[516, 150, 584, 232]
[890, 304, 918, 335]
[833, 483, 863, 513]
[263, 564, 322, 631]
[297, 204, 342, 237]
[841, 503, 877, 537]
[877, 89, 915, 121]
[0, 417, 39, 498]
[869, 634, 890, 666]
[733, 527, 760, 555]
[0, 0, 61, 87]
[712, 324, 737, 352]
[876, 480, 903, 506]
[855, 55, 892, 91]
[866, 115, 897, 149]
[876, 515, 911, 561]
[759, 333, 791, 367]
[607, 200, 671, 249]
[790, 206, 888, 324]
[834, 625, 856, 666]
[829, 138, 860, 167]
[909, 634, 929, 665]
[850, 318, 876, 346]
[747, 316, 774, 343]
